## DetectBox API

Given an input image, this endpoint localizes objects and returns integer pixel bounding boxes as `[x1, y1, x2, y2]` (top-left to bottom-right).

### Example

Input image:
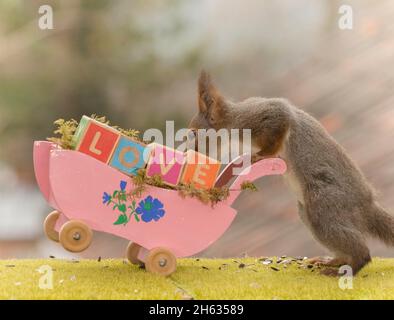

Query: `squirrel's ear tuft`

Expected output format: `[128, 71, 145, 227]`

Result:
[197, 70, 224, 120]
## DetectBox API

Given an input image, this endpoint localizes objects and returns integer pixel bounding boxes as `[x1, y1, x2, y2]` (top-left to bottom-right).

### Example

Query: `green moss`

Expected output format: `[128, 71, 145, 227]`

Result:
[0, 259, 180, 300]
[240, 181, 258, 191]
[91, 114, 140, 141]
[0, 258, 393, 300]
[47, 118, 79, 150]
[177, 183, 230, 207]
[47, 115, 141, 150]
[131, 169, 230, 206]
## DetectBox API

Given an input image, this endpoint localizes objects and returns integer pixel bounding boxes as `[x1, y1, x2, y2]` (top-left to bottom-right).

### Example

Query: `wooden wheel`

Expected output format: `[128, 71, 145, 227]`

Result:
[126, 242, 143, 265]
[59, 220, 93, 253]
[43, 211, 60, 242]
[145, 247, 176, 276]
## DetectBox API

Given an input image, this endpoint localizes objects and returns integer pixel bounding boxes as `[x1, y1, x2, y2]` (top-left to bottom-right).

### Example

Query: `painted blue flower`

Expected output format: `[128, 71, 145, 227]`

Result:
[135, 196, 165, 222]
[102, 192, 111, 204]
[120, 180, 127, 191]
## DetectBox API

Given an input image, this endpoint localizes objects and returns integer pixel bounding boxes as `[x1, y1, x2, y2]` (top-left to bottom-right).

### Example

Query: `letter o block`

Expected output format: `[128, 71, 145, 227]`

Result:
[76, 121, 120, 164]
[109, 136, 148, 176]
[181, 150, 221, 189]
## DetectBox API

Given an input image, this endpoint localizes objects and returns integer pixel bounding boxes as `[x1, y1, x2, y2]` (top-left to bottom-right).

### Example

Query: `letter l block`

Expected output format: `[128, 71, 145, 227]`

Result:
[76, 120, 120, 164]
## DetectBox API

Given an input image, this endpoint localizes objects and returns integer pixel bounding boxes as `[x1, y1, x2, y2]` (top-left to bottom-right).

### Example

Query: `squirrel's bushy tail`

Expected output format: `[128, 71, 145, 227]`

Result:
[368, 204, 394, 246]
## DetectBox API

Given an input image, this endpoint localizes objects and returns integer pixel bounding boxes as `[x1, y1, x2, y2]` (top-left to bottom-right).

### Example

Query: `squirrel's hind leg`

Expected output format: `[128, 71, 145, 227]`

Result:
[304, 204, 372, 276]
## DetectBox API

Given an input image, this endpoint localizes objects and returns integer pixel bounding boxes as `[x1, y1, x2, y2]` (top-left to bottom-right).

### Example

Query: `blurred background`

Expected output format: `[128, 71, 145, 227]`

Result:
[0, 0, 393, 259]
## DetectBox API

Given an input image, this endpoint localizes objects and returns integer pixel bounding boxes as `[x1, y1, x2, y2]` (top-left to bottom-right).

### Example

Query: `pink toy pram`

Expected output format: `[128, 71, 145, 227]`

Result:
[33, 141, 286, 276]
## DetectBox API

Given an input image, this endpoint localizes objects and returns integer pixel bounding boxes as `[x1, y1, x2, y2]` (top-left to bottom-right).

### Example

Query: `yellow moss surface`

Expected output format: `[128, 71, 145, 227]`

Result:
[0, 258, 393, 300]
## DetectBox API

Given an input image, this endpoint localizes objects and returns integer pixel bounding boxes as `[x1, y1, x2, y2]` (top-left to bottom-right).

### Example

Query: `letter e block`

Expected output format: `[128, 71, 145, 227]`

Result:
[181, 150, 221, 189]
[109, 136, 148, 176]
[146, 144, 186, 186]
[76, 120, 120, 164]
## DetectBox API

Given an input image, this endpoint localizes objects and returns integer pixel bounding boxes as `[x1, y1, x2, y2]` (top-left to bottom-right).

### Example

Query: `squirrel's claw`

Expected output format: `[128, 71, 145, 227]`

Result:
[307, 256, 333, 266]
[309, 256, 348, 268]
[320, 268, 340, 277]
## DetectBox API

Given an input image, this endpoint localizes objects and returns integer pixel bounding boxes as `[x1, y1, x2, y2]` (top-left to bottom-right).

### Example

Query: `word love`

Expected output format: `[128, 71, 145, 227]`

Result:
[72, 116, 221, 189]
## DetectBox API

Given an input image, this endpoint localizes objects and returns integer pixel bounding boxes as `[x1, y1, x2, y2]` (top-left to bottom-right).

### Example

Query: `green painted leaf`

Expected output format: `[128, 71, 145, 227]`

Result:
[113, 214, 128, 225]
[127, 206, 136, 215]
[134, 214, 140, 222]
[118, 204, 126, 213]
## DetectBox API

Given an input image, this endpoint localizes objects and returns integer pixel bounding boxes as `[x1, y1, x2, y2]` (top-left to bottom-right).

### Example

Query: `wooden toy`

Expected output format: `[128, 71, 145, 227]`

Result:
[34, 140, 287, 276]
[71, 115, 90, 148]
[181, 150, 221, 189]
[214, 154, 251, 187]
[145, 143, 186, 186]
[71, 116, 221, 186]
[109, 136, 148, 176]
[76, 119, 120, 164]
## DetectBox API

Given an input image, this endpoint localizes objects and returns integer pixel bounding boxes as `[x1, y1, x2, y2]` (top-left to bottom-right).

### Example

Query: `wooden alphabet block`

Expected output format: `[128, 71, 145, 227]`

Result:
[146, 143, 186, 186]
[71, 115, 90, 149]
[109, 136, 148, 176]
[181, 150, 221, 189]
[76, 119, 120, 164]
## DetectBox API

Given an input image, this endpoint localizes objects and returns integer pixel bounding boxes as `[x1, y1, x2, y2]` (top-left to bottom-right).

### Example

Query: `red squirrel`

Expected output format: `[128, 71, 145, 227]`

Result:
[189, 71, 394, 276]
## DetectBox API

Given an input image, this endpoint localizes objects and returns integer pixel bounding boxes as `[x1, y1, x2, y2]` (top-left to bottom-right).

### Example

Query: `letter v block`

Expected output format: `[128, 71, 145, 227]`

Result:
[146, 143, 186, 186]
[76, 119, 120, 164]
[109, 136, 148, 176]
[181, 150, 221, 189]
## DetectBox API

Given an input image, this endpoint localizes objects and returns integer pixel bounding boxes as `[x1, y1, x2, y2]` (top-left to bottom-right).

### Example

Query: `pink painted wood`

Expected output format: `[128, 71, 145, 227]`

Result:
[215, 154, 252, 188]
[33, 141, 286, 258]
[227, 157, 287, 205]
[33, 141, 61, 209]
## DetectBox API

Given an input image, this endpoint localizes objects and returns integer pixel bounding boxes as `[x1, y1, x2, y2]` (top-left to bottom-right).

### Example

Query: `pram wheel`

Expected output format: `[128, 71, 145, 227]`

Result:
[145, 247, 176, 276]
[44, 210, 60, 242]
[59, 220, 93, 252]
[126, 242, 144, 266]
